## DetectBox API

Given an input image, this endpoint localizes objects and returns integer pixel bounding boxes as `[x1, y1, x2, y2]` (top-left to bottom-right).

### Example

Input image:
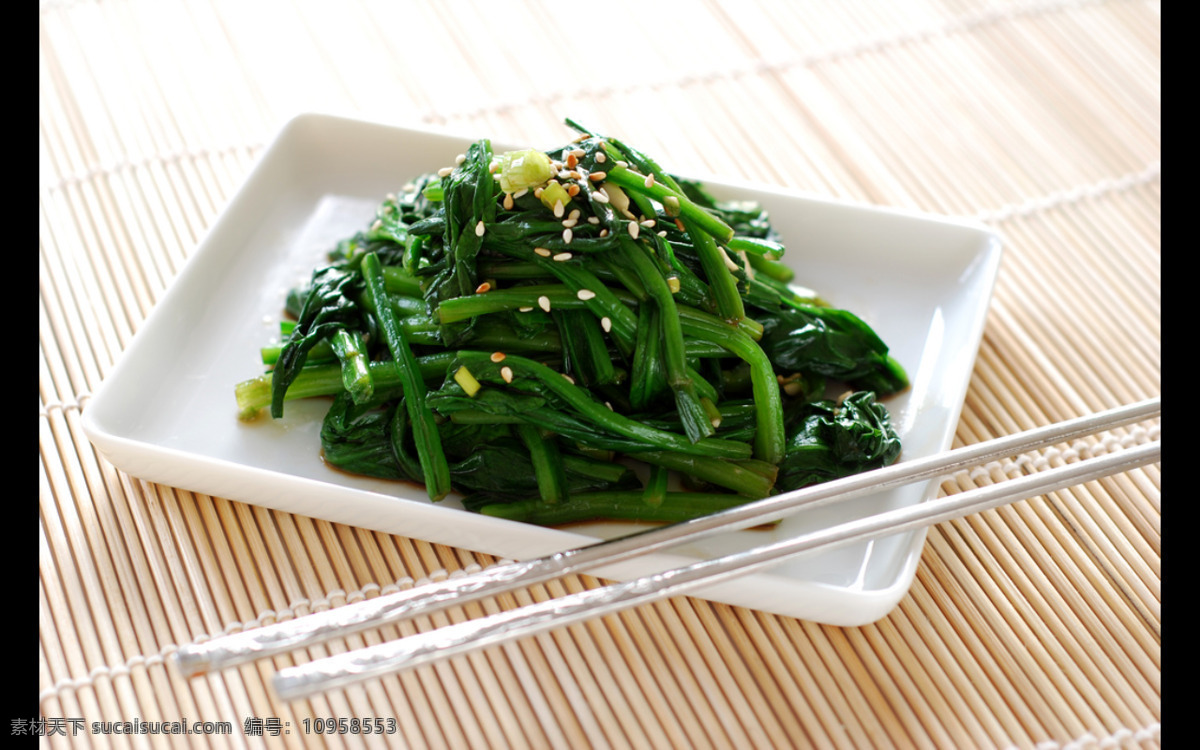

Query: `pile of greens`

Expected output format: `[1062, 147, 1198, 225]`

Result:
[235, 120, 909, 526]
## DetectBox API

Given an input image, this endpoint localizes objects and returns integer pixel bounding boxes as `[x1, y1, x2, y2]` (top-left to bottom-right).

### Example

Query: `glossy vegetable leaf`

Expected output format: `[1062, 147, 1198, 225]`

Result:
[756, 305, 909, 395]
[270, 266, 366, 418]
[775, 391, 903, 492]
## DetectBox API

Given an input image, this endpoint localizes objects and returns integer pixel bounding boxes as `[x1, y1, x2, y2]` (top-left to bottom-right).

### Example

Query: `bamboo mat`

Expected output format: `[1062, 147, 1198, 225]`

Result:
[38, 0, 1161, 747]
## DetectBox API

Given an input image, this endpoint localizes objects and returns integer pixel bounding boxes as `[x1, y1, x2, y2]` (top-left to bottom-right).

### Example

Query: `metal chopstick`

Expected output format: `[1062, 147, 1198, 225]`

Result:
[174, 397, 1159, 677]
[273, 437, 1160, 700]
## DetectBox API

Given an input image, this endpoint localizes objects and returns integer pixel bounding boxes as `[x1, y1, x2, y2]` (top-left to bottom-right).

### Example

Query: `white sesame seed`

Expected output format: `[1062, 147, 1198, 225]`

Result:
[513, 188, 528, 199]
[538, 295, 551, 312]
[438, 166, 453, 177]
[563, 228, 573, 243]
[628, 221, 640, 239]
[595, 152, 607, 163]
[601, 316, 612, 332]
[605, 401, 614, 411]
[553, 252, 572, 261]
[644, 173, 655, 188]
[476, 221, 486, 237]
[616, 160, 628, 168]
[570, 148, 586, 158]
[562, 373, 575, 384]
[501, 366, 514, 383]
[455, 153, 466, 165]
[720, 246, 740, 272]
[657, 230, 668, 237]
[588, 216, 600, 224]
[370, 219, 382, 231]
[577, 289, 596, 300]
[641, 219, 656, 227]
[386, 192, 397, 202]
[568, 209, 581, 221]
[553, 200, 564, 218]
[518, 306, 534, 312]
[562, 218, 577, 228]
[534, 247, 552, 257]
[740, 249, 756, 281]
[593, 189, 609, 203]
[599, 229, 609, 237]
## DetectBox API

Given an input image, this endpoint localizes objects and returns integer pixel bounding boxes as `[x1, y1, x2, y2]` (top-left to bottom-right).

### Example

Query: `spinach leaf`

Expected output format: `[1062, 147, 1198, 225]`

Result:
[775, 391, 903, 492]
[756, 305, 909, 395]
[271, 266, 366, 418]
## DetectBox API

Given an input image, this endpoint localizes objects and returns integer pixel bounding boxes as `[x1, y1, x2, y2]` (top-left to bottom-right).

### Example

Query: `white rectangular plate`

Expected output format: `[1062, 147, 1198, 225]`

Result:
[82, 113, 1002, 626]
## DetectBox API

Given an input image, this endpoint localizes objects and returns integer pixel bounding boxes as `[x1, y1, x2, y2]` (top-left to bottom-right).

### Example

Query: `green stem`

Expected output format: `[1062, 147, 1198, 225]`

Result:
[745, 252, 795, 283]
[362, 252, 451, 501]
[383, 265, 424, 297]
[235, 355, 456, 419]
[628, 304, 666, 410]
[677, 309, 786, 465]
[632, 450, 776, 498]
[437, 285, 586, 324]
[330, 329, 373, 403]
[517, 423, 568, 506]
[616, 235, 713, 441]
[600, 163, 734, 244]
[683, 216, 745, 324]
[473, 490, 754, 525]
[727, 236, 786, 259]
[554, 309, 618, 387]
[641, 464, 669, 507]
[486, 242, 638, 357]
[456, 351, 752, 460]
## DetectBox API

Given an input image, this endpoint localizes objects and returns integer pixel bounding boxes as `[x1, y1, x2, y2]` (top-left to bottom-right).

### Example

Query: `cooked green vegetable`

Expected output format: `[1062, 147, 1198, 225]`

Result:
[776, 391, 903, 491]
[238, 120, 909, 522]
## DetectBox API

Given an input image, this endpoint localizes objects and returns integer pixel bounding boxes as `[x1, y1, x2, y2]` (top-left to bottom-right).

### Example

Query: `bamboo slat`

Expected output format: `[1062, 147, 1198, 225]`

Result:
[38, 0, 1161, 747]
